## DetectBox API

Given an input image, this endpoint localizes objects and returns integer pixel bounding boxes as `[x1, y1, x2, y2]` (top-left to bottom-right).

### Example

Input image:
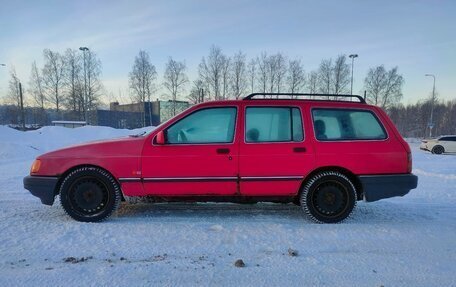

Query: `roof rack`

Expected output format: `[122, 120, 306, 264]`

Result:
[243, 93, 366, 103]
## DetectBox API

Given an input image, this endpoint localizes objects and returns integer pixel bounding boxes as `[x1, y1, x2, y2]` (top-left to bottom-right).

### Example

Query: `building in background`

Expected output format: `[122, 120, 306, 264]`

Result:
[52, 121, 87, 128]
[0, 100, 190, 129]
[93, 100, 190, 129]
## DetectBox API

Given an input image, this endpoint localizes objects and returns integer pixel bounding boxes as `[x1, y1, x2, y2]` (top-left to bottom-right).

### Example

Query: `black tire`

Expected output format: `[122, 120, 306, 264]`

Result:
[300, 171, 356, 223]
[432, 145, 444, 155]
[59, 167, 121, 222]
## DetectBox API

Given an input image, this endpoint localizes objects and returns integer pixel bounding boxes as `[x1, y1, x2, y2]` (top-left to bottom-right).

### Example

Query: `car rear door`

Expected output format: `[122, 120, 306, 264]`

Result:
[446, 137, 456, 152]
[239, 102, 315, 196]
[140, 105, 240, 196]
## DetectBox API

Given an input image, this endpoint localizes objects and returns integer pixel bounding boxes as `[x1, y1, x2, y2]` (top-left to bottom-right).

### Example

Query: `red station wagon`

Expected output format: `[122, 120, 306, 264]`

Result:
[24, 93, 418, 223]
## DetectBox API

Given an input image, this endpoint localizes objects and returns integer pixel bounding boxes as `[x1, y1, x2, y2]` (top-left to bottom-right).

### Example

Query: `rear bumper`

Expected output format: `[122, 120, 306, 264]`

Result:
[359, 174, 418, 202]
[23, 175, 59, 205]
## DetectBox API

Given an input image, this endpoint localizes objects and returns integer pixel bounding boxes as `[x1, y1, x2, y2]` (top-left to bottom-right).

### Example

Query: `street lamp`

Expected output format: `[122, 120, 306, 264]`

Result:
[425, 74, 436, 138]
[79, 47, 89, 122]
[349, 54, 358, 95]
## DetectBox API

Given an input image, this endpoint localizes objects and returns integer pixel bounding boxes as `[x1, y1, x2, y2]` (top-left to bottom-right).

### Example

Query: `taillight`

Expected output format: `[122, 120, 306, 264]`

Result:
[407, 152, 412, 173]
[30, 159, 41, 174]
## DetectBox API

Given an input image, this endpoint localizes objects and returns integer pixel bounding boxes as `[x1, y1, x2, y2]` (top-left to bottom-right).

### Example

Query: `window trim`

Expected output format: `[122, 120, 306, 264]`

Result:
[439, 136, 456, 142]
[243, 105, 305, 144]
[160, 106, 238, 145]
[311, 107, 389, 142]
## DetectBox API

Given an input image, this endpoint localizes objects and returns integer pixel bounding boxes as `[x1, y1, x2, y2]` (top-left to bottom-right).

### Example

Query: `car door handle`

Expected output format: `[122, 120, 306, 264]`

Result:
[293, 147, 306, 153]
[216, 148, 230, 154]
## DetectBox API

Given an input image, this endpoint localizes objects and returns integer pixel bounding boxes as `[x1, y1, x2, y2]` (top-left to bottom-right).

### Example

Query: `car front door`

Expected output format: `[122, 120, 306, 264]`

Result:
[141, 105, 239, 196]
[239, 104, 315, 196]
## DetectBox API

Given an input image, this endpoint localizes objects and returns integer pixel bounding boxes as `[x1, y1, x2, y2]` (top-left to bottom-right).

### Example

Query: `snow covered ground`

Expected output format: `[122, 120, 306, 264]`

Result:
[0, 126, 455, 286]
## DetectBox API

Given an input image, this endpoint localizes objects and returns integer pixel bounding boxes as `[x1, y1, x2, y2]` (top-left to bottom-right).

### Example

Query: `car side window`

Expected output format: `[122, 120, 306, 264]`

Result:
[312, 108, 387, 141]
[165, 107, 237, 144]
[439, 137, 453, 141]
[245, 107, 303, 143]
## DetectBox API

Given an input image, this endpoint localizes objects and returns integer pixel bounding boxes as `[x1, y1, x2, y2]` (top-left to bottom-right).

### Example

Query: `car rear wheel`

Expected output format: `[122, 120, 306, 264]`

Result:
[432, 145, 444, 154]
[300, 171, 356, 223]
[59, 167, 121, 222]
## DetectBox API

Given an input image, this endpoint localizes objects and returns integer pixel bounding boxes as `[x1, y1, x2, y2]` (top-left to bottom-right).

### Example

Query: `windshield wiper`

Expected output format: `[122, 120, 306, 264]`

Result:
[129, 131, 147, 138]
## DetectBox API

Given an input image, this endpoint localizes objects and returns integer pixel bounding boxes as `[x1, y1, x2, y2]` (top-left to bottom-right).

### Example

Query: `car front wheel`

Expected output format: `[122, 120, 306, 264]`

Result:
[300, 171, 356, 223]
[59, 167, 121, 222]
[432, 145, 444, 154]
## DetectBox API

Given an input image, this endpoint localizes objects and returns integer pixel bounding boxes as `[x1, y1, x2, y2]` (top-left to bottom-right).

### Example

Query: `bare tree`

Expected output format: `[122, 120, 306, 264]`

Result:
[129, 50, 157, 126]
[317, 58, 332, 94]
[29, 61, 46, 109]
[247, 59, 256, 94]
[364, 66, 384, 105]
[257, 52, 269, 94]
[42, 49, 65, 112]
[230, 51, 247, 99]
[63, 49, 83, 117]
[7, 67, 21, 107]
[187, 79, 205, 104]
[307, 71, 318, 94]
[364, 65, 404, 109]
[6, 67, 25, 127]
[274, 53, 287, 93]
[287, 59, 306, 94]
[83, 49, 103, 117]
[163, 57, 188, 116]
[221, 55, 231, 99]
[198, 45, 227, 100]
[332, 55, 350, 95]
[267, 54, 278, 93]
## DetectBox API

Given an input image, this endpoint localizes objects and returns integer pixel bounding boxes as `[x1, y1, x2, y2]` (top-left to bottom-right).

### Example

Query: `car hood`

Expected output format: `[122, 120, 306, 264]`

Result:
[38, 136, 146, 159]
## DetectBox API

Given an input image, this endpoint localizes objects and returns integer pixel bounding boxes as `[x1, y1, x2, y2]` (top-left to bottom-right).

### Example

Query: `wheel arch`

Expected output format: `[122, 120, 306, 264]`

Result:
[54, 164, 125, 201]
[298, 166, 363, 200]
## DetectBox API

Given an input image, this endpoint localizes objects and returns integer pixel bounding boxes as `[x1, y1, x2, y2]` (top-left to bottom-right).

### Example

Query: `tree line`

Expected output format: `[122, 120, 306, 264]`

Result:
[7, 48, 102, 124]
[3, 45, 453, 138]
[389, 98, 456, 138]
[127, 45, 405, 111]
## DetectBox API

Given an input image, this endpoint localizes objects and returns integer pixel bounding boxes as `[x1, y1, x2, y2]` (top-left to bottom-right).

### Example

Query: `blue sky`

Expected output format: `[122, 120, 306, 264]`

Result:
[0, 0, 454, 104]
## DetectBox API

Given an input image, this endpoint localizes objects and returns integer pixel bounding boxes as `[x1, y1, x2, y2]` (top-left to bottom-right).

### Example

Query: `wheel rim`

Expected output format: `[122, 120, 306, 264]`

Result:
[311, 180, 349, 218]
[68, 176, 110, 217]
[436, 147, 443, 154]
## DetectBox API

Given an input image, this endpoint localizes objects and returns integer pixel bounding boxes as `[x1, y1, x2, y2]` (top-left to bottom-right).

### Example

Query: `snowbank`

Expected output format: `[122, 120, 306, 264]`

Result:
[0, 125, 154, 160]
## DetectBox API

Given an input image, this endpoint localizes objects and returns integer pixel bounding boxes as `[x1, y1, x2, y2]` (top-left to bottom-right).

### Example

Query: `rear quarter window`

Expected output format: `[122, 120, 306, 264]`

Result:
[312, 108, 387, 141]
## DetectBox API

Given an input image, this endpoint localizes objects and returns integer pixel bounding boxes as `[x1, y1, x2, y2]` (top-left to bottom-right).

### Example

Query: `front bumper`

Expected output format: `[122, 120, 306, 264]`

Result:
[420, 145, 429, 151]
[23, 175, 59, 205]
[359, 174, 418, 202]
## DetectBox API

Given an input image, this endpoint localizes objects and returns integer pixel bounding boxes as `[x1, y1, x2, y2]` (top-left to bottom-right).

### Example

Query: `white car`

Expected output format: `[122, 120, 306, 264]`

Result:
[420, 135, 456, 154]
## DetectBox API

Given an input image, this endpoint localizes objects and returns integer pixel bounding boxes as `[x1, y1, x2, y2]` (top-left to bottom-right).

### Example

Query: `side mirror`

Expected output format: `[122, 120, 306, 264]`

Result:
[155, 130, 166, 145]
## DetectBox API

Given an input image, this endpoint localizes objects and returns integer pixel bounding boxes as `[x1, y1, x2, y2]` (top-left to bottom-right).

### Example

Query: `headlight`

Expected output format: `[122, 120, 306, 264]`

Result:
[30, 159, 41, 174]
